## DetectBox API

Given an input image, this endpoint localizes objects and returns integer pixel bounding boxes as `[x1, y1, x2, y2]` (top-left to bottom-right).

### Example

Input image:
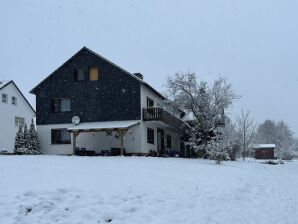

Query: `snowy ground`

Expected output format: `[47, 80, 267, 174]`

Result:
[0, 156, 297, 224]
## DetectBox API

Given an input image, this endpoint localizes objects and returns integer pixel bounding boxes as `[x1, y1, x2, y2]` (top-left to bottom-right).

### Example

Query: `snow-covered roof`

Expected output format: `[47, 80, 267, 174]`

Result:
[253, 144, 276, 149]
[0, 80, 11, 90]
[67, 120, 140, 131]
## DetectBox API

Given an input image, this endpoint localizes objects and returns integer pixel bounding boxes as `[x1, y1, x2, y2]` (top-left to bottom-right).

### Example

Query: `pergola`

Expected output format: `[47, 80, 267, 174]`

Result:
[67, 120, 140, 155]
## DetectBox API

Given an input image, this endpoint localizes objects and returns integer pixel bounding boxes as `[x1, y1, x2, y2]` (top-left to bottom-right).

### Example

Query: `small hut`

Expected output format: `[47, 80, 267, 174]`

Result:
[253, 144, 276, 159]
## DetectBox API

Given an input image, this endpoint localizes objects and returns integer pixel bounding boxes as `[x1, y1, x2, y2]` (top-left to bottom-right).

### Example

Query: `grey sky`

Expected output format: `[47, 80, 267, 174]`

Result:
[1, 0, 298, 135]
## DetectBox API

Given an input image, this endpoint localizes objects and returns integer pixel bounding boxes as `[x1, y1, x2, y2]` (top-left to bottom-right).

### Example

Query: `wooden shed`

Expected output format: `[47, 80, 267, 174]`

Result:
[253, 144, 276, 160]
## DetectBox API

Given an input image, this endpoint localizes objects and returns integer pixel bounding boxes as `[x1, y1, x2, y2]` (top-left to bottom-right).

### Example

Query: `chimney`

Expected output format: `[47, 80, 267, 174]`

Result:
[134, 73, 143, 80]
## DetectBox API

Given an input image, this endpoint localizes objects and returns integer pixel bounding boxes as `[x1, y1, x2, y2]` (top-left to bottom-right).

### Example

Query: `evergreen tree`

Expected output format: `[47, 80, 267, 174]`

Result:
[14, 125, 24, 153]
[206, 128, 230, 164]
[23, 124, 30, 151]
[28, 119, 41, 154]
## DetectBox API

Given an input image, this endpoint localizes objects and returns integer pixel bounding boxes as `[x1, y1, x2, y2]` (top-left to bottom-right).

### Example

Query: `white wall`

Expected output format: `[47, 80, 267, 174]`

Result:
[0, 83, 35, 153]
[140, 85, 181, 153]
[38, 122, 141, 155]
[38, 123, 73, 155]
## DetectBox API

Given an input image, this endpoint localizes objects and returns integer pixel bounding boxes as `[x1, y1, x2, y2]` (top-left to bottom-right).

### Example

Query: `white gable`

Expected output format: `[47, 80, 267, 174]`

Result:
[0, 81, 35, 153]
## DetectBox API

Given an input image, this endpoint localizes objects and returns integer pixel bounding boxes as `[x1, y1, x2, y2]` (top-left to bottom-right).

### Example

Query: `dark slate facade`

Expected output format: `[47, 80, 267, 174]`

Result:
[31, 47, 141, 125]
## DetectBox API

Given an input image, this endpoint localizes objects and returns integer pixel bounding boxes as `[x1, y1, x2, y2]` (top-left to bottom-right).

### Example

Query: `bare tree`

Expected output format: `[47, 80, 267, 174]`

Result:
[257, 120, 294, 159]
[165, 72, 238, 162]
[236, 109, 256, 160]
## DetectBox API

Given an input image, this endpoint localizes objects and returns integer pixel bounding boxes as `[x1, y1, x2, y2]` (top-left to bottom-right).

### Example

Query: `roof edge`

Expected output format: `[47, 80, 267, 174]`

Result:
[1, 80, 35, 114]
[30, 46, 167, 102]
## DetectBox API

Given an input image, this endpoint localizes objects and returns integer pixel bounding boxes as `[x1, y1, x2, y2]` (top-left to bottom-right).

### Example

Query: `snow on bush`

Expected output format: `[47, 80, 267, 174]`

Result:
[14, 119, 41, 155]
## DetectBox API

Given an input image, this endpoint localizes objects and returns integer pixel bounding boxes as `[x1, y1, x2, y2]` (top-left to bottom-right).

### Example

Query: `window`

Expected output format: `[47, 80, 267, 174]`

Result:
[89, 67, 99, 81]
[51, 98, 71, 112]
[51, 129, 71, 144]
[147, 97, 154, 107]
[147, 128, 154, 144]
[2, 94, 8, 103]
[15, 117, 24, 127]
[74, 69, 86, 81]
[12, 96, 17, 105]
[166, 135, 172, 148]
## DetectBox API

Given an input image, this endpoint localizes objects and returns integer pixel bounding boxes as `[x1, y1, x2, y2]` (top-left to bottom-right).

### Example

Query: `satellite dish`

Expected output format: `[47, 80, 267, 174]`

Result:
[72, 116, 80, 126]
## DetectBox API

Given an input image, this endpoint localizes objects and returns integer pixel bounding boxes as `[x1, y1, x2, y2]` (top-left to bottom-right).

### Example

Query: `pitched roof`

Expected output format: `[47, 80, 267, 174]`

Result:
[30, 46, 165, 99]
[0, 80, 11, 90]
[0, 80, 35, 113]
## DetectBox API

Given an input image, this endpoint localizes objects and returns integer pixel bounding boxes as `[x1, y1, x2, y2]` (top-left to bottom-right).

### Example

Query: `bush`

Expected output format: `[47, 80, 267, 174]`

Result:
[262, 160, 284, 165]
[15, 148, 41, 155]
[281, 150, 295, 160]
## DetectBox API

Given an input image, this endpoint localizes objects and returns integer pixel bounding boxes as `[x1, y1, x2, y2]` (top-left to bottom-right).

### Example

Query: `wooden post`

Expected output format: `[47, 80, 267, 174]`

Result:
[120, 130, 124, 156]
[72, 131, 80, 155]
[116, 129, 127, 156]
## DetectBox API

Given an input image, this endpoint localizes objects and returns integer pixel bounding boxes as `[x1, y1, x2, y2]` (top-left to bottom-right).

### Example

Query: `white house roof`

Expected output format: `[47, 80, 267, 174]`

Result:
[0, 80, 35, 113]
[0, 80, 10, 89]
[253, 144, 276, 149]
[67, 120, 140, 131]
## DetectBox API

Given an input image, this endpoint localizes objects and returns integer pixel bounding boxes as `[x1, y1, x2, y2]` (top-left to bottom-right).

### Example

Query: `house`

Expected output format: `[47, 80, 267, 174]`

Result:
[253, 144, 276, 160]
[0, 80, 35, 154]
[30, 47, 187, 155]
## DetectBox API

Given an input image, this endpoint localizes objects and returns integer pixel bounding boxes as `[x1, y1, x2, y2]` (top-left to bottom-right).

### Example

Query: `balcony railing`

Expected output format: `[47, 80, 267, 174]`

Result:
[143, 107, 186, 130]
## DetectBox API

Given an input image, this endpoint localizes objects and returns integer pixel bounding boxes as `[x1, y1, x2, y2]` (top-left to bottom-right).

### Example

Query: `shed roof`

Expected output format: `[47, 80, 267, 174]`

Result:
[253, 144, 276, 149]
[67, 120, 140, 132]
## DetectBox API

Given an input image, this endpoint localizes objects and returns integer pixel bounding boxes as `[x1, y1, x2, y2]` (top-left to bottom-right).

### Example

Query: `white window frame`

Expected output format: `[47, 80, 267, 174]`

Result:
[15, 117, 25, 127]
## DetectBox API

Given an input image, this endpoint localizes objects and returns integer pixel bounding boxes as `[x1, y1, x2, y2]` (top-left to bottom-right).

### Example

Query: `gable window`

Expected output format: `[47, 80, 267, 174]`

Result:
[51, 98, 71, 112]
[74, 69, 86, 81]
[147, 128, 154, 144]
[89, 67, 99, 81]
[147, 97, 154, 107]
[15, 117, 24, 127]
[166, 135, 172, 148]
[51, 129, 71, 144]
[12, 96, 17, 105]
[2, 94, 8, 103]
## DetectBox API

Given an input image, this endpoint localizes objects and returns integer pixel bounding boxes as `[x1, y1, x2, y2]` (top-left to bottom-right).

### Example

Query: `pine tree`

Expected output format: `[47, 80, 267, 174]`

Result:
[28, 119, 41, 154]
[14, 125, 24, 154]
[206, 128, 230, 164]
[23, 124, 30, 153]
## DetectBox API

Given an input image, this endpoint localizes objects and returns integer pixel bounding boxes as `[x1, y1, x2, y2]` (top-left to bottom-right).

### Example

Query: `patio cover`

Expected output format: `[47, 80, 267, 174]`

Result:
[68, 120, 140, 155]
[67, 120, 140, 132]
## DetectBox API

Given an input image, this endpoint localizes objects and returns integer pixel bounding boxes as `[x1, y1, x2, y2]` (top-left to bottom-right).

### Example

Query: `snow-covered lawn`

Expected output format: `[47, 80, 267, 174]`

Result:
[0, 156, 297, 224]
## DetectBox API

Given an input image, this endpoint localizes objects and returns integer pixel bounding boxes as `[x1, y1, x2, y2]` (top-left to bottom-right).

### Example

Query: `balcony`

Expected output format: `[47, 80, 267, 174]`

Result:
[142, 107, 186, 130]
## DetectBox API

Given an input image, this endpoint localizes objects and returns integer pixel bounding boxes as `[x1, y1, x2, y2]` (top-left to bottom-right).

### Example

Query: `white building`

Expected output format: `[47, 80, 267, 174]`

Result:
[0, 80, 35, 153]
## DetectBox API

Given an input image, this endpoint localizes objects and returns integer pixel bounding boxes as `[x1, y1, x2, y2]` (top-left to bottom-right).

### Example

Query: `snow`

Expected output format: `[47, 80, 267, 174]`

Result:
[253, 144, 276, 149]
[67, 120, 140, 131]
[0, 156, 297, 224]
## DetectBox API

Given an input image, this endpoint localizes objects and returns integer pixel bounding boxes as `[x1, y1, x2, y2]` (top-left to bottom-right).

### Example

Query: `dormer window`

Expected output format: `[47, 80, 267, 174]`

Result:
[89, 67, 99, 81]
[74, 69, 86, 81]
[2, 94, 8, 103]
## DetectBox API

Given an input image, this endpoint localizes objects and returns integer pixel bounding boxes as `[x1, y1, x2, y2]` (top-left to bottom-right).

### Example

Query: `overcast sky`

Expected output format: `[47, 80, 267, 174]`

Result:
[1, 0, 298, 135]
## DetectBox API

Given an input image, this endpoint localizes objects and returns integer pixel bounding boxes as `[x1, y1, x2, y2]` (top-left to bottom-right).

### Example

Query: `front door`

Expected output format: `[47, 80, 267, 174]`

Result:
[157, 128, 165, 155]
